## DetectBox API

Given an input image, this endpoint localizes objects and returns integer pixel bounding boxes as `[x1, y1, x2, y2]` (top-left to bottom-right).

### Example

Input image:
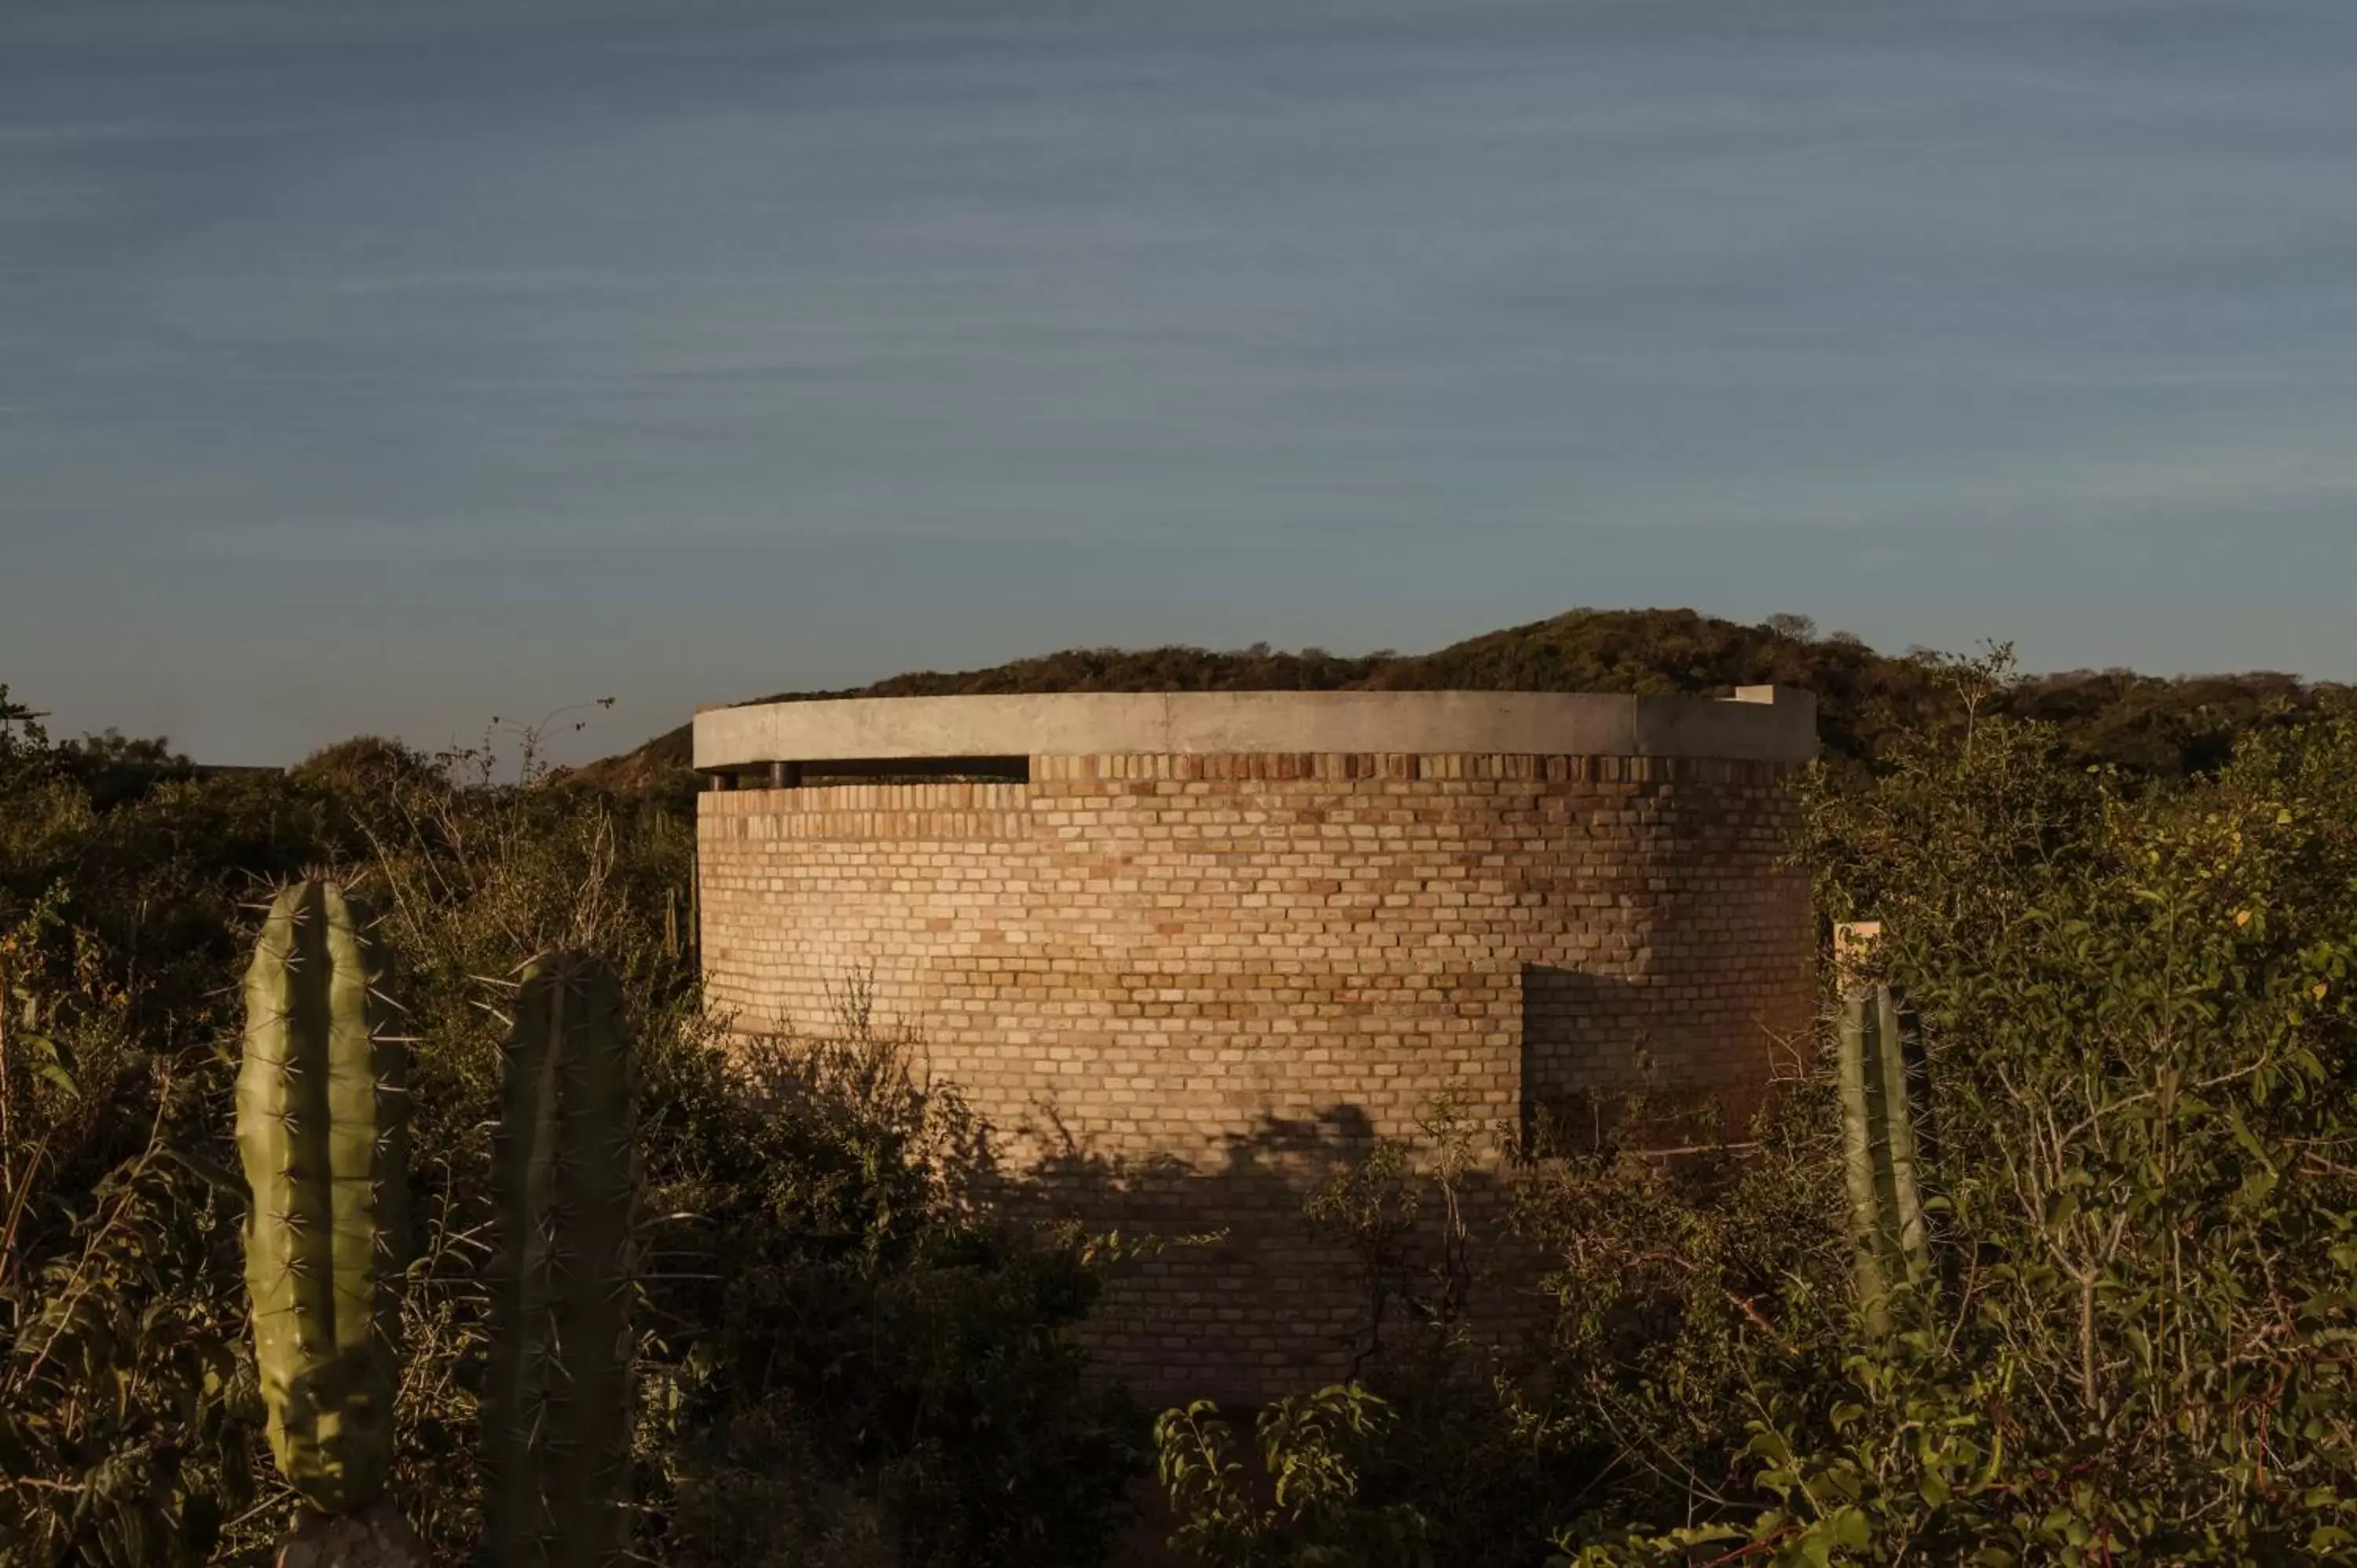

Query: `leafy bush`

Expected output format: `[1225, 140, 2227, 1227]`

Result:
[1158, 654, 2357, 1566]
[0, 704, 1142, 1566]
[1635, 680, 2357, 1564]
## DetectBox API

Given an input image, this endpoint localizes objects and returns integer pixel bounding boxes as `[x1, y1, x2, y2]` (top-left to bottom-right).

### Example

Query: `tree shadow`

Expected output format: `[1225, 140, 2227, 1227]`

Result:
[1006, 1100, 1549, 1412]
[1520, 964, 1748, 1149]
[729, 958, 1767, 1412]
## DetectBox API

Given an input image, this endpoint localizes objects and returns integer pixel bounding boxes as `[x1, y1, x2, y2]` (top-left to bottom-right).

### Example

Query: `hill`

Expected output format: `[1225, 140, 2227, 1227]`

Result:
[574, 607, 2350, 790]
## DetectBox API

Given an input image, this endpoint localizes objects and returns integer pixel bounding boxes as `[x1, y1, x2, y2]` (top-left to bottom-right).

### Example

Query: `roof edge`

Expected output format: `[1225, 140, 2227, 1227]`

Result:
[695, 688, 1815, 770]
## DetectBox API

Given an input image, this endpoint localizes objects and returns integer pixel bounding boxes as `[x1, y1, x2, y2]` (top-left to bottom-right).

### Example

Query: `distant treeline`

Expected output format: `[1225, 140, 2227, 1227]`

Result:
[585, 607, 2352, 788]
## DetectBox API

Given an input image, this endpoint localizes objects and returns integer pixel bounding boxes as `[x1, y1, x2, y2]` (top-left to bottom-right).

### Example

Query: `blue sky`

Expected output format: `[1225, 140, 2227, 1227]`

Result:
[4, 0, 2354, 763]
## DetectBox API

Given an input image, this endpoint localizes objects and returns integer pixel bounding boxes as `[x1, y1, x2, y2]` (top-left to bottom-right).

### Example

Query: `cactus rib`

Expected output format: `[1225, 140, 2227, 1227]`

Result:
[486, 949, 638, 1568]
[1837, 979, 1931, 1332]
[236, 879, 409, 1517]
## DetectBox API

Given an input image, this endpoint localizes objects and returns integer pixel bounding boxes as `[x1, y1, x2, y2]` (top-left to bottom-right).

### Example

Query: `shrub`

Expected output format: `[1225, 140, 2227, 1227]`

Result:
[0, 706, 1143, 1565]
[1160, 654, 2357, 1566]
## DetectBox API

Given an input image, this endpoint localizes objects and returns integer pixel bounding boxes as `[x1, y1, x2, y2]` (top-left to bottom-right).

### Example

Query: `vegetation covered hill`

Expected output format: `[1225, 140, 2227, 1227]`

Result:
[581, 607, 2349, 789]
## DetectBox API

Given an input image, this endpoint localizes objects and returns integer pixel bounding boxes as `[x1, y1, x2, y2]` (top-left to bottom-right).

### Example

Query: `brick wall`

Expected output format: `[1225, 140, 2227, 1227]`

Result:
[698, 749, 1812, 1404]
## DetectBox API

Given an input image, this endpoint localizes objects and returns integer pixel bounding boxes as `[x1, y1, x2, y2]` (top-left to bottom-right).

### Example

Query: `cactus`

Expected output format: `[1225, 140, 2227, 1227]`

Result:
[485, 950, 638, 1568]
[1836, 979, 1932, 1332]
[236, 879, 419, 1556]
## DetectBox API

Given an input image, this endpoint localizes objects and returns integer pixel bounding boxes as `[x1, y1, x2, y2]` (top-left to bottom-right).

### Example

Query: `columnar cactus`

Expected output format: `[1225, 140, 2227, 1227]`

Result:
[485, 950, 639, 1568]
[236, 879, 420, 1563]
[1836, 979, 1932, 1332]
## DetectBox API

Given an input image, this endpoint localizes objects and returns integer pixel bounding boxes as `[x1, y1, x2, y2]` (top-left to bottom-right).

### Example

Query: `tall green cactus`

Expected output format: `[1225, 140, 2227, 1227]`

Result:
[1837, 979, 1932, 1333]
[236, 879, 410, 1519]
[485, 950, 638, 1568]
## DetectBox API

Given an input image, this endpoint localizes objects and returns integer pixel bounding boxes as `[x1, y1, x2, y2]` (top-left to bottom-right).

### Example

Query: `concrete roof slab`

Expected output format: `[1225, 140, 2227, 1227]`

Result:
[693, 687, 1816, 770]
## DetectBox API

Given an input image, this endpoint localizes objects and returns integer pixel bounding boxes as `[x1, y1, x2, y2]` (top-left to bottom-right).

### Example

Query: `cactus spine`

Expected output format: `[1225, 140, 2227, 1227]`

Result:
[236, 880, 412, 1524]
[1837, 979, 1932, 1332]
[486, 950, 638, 1568]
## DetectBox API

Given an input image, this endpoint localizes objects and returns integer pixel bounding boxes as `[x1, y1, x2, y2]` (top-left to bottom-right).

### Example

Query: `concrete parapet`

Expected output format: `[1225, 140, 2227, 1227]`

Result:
[694, 687, 1816, 771]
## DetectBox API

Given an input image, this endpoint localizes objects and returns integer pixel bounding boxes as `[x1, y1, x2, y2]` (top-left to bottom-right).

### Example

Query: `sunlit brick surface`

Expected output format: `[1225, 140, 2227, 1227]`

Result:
[698, 749, 1811, 1403]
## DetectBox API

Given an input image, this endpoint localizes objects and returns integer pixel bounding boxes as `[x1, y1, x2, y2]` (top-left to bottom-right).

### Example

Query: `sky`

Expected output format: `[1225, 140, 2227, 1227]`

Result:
[5, 0, 2355, 764]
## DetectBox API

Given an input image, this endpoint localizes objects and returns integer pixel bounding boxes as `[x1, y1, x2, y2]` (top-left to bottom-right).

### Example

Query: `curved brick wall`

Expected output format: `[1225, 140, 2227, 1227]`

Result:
[694, 691, 1815, 1404]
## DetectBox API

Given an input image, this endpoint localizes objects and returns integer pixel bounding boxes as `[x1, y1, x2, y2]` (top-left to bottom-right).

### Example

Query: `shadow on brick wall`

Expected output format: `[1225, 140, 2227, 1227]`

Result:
[1522, 963, 1748, 1148]
[716, 974, 1754, 1414]
[1006, 1099, 1550, 1412]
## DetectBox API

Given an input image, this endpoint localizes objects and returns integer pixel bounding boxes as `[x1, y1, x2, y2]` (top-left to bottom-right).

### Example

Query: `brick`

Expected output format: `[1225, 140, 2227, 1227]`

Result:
[698, 750, 1813, 1405]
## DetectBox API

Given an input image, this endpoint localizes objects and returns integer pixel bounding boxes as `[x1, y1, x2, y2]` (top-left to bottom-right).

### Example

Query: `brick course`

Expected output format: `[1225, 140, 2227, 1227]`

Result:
[698, 748, 1812, 1404]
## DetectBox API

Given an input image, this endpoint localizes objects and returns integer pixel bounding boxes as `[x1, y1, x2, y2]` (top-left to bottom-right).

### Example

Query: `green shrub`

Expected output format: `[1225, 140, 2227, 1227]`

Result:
[1160, 653, 2357, 1566]
[0, 706, 1143, 1566]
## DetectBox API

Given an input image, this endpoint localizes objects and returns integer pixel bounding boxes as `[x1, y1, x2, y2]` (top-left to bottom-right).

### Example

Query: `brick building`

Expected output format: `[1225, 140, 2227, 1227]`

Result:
[695, 688, 1816, 1404]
